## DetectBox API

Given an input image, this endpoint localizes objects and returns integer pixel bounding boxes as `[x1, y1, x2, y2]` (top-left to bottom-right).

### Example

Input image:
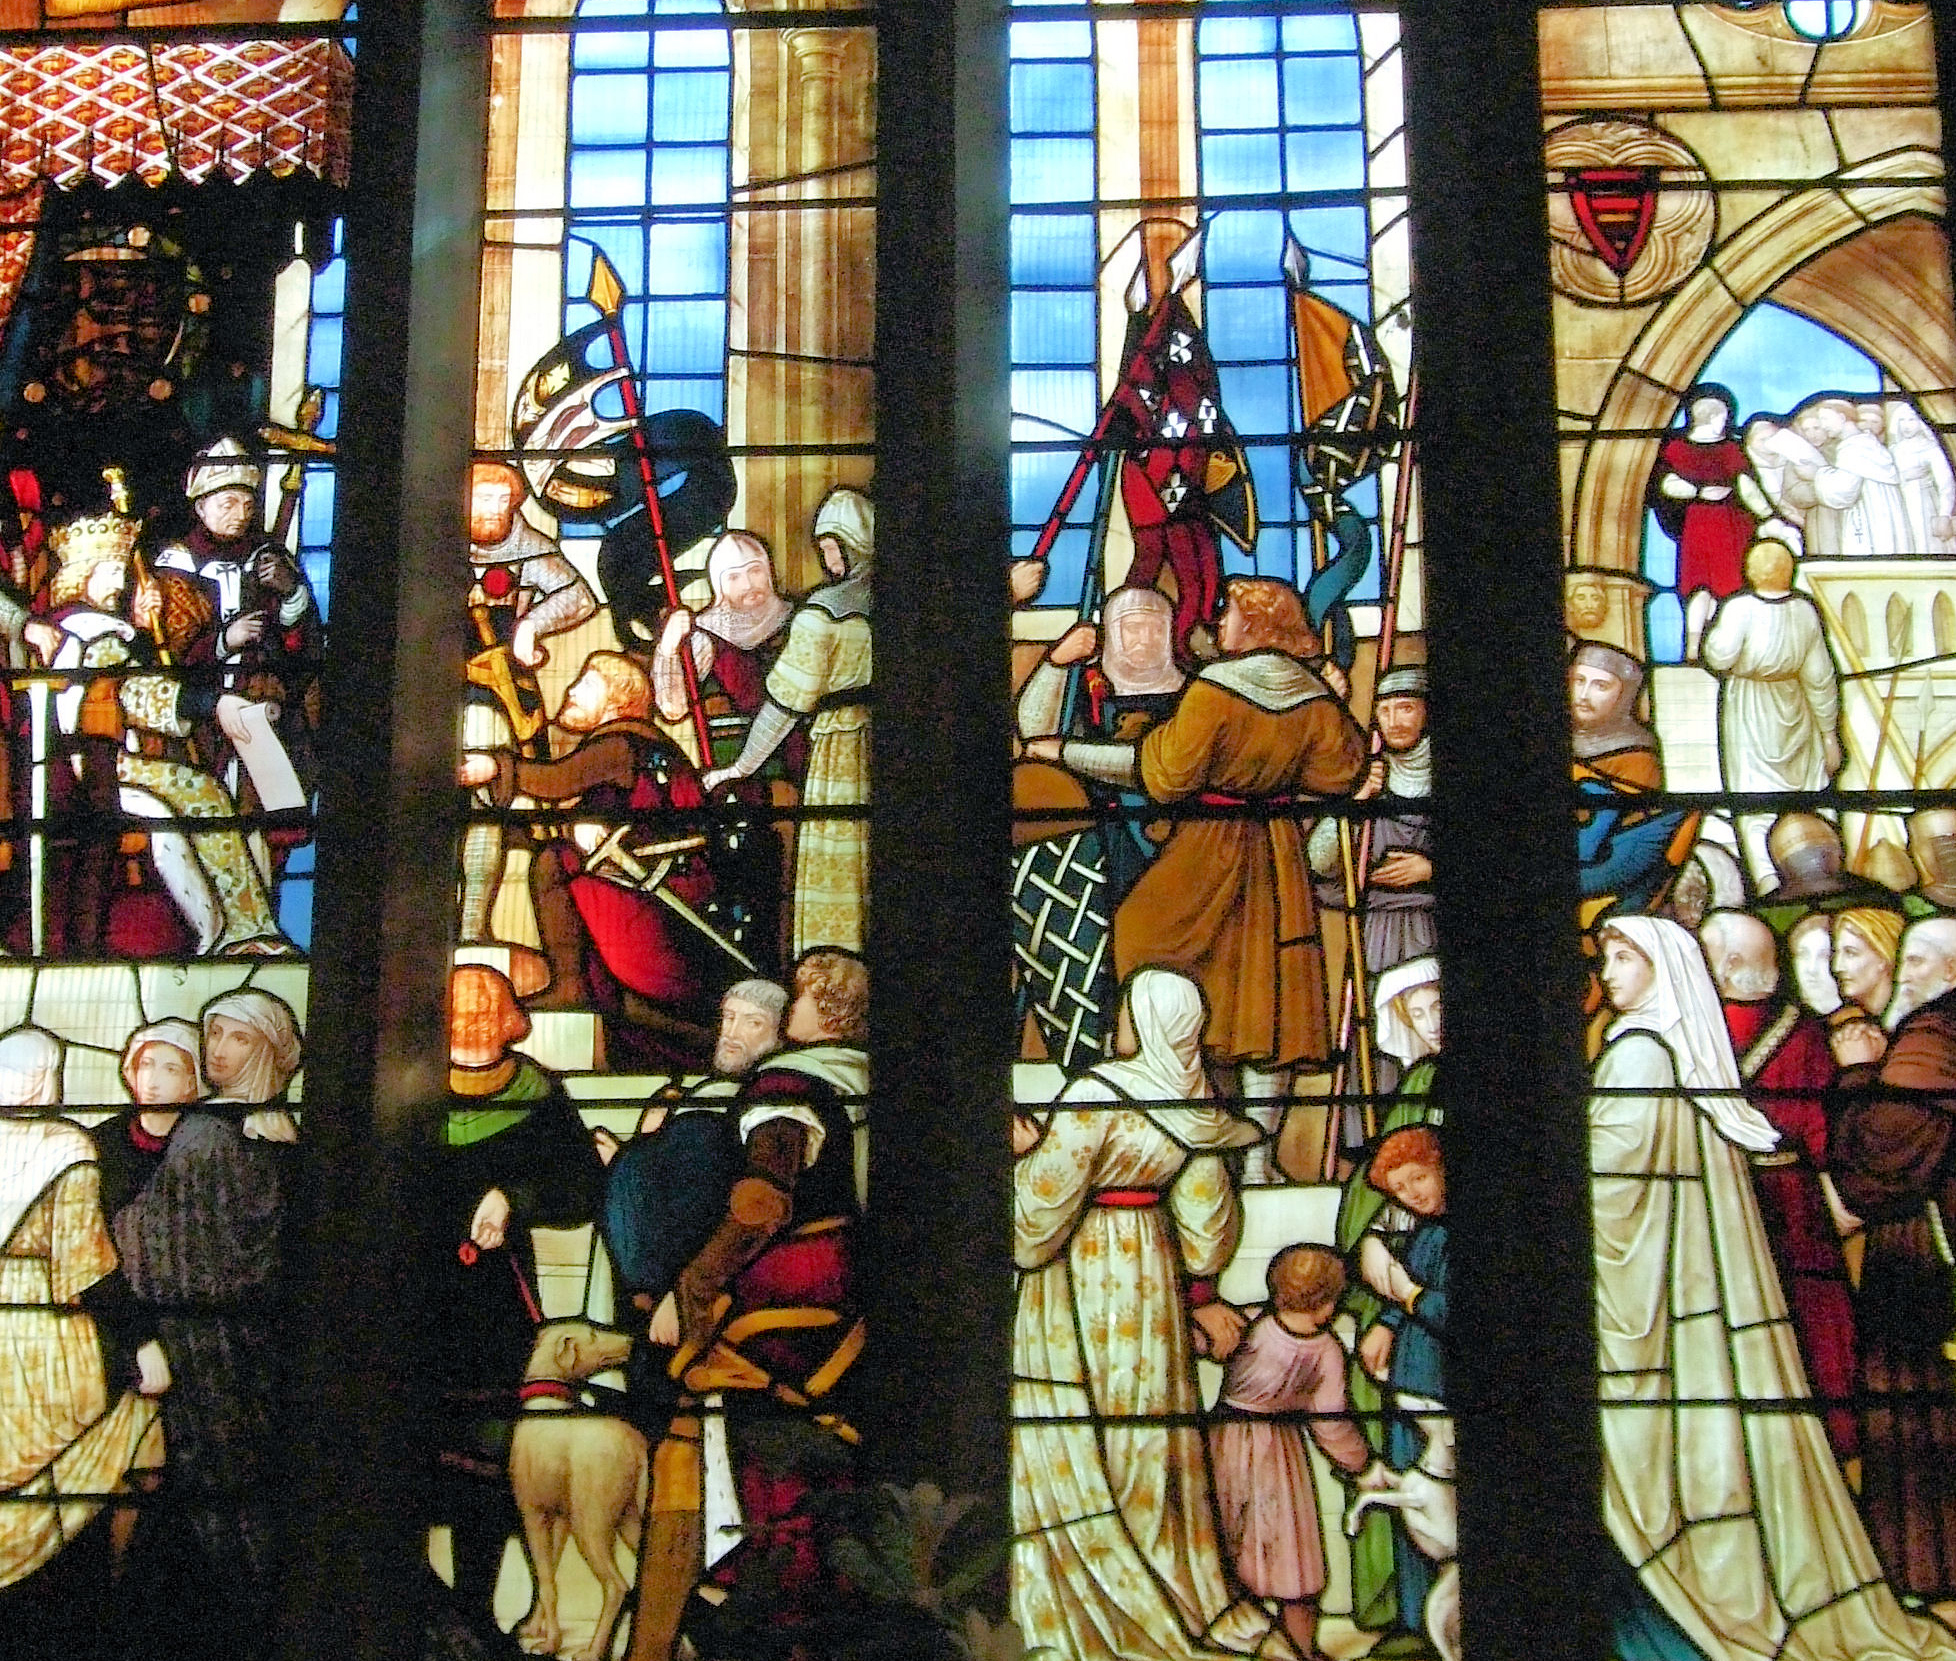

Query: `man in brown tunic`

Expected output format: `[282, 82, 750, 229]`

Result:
[1830, 930, 1956, 1600]
[1032, 576, 1366, 1099]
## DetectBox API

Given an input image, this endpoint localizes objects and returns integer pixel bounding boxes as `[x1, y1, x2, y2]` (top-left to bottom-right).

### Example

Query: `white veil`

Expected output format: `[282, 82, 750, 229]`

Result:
[1603, 916, 1778, 1152]
[1092, 970, 1258, 1151]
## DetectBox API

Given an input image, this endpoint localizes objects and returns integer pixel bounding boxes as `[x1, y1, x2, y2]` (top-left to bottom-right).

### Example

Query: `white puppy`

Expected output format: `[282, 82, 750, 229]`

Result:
[1344, 1394, 1458, 1661]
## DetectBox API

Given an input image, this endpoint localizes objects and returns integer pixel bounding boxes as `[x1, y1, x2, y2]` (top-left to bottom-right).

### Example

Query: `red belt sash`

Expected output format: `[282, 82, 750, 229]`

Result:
[1093, 1189, 1162, 1207]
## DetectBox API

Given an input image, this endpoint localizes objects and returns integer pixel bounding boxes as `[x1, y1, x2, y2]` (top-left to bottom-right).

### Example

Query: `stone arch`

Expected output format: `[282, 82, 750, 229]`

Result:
[1565, 147, 1944, 652]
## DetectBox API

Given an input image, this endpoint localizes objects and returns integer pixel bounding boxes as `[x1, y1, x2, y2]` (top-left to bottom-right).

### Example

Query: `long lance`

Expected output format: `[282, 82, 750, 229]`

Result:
[1024, 261, 1189, 570]
[1057, 451, 1120, 737]
[1327, 371, 1420, 1160]
[588, 253, 715, 765]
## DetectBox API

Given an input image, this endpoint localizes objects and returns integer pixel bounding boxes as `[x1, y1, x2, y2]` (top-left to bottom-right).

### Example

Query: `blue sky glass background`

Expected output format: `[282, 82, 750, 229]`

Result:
[1009, 5, 1386, 610]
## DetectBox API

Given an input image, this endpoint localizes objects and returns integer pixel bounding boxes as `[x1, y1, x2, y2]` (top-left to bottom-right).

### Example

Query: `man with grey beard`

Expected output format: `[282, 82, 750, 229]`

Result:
[597, 979, 790, 1345]
[1700, 908, 1860, 1464]
[1890, 918, 1956, 1027]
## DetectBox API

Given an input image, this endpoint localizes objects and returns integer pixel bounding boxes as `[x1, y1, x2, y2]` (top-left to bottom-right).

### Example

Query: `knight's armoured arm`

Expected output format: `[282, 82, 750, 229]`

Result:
[719, 697, 800, 780]
[519, 551, 599, 641]
[674, 1117, 804, 1347]
[652, 630, 716, 724]
[1017, 660, 1067, 741]
[1060, 739, 1139, 788]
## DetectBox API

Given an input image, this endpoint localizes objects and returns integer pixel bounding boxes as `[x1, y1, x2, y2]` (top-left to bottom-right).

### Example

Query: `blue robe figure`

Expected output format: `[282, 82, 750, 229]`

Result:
[1380, 1216, 1448, 1639]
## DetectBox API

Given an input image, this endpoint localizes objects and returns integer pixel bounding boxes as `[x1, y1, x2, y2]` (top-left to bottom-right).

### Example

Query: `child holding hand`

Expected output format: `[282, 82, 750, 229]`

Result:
[1205, 1243, 1384, 1661]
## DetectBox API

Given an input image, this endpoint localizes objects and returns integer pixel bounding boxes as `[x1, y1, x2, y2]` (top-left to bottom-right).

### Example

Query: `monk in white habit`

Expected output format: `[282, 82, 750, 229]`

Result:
[1590, 916, 1956, 1661]
[0, 1026, 165, 1590]
[1700, 539, 1841, 888]
[1887, 401, 1956, 556]
[1010, 970, 1293, 1660]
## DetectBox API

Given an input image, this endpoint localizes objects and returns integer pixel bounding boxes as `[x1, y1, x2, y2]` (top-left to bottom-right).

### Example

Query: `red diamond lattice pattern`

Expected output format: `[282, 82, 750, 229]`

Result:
[0, 38, 352, 192]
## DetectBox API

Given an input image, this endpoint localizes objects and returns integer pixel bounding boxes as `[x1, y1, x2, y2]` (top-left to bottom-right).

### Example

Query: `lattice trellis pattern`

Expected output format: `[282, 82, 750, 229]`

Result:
[1011, 831, 1113, 1072]
[0, 180, 41, 330]
[0, 38, 352, 191]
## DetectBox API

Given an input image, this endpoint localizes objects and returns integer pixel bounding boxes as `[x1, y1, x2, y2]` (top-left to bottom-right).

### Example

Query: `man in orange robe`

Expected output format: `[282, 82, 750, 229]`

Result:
[1033, 577, 1366, 1133]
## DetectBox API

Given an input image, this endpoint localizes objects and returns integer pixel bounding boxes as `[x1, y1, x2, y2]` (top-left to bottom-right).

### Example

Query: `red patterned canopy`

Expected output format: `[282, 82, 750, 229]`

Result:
[0, 37, 352, 191]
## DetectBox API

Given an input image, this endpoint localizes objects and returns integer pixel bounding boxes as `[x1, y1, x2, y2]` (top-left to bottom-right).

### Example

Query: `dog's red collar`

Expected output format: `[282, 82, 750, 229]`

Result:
[518, 1379, 576, 1404]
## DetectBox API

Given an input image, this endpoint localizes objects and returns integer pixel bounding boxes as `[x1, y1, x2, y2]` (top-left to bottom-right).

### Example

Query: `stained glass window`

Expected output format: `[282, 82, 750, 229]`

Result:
[1005, 5, 1445, 1658]
[0, 5, 351, 1655]
[442, 4, 873, 1655]
[1544, 0, 1956, 1652]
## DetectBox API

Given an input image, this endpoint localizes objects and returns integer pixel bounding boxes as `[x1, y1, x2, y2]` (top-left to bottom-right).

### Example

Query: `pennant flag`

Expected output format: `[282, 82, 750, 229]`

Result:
[1107, 289, 1256, 661]
[1285, 236, 1397, 526]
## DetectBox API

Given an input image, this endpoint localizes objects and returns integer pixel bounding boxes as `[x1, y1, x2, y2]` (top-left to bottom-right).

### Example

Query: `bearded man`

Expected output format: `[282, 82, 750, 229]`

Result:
[598, 978, 789, 1377]
[633, 951, 869, 1661]
[653, 530, 800, 779]
[40, 510, 290, 957]
[1699, 909, 1858, 1466]
[1829, 922, 1956, 1599]
[702, 488, 873, 957]
[1309, 660, 1434, 976]
[1570, 642, 1695, 923]
[462, 651, 760, 1066]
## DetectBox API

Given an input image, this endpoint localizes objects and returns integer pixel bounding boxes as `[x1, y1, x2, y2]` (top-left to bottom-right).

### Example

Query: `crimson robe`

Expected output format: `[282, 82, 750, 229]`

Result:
[1723, 997, 1857, 1462]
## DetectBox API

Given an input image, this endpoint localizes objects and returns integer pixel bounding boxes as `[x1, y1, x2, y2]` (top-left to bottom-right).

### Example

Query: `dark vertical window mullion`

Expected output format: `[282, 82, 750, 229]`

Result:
[1397, 0, 1612, 1655]
[282, 0, 487, 1654]
[864, 0, 1013, 1498]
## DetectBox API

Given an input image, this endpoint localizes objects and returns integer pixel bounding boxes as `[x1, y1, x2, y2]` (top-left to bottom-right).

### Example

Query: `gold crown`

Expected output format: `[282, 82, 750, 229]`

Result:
[48, 512, 140, 569]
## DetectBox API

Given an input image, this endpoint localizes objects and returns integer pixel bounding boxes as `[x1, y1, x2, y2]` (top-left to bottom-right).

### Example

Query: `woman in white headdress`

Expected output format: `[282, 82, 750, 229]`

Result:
[200, 988, 302, 1144]
[111, 993, 298, 1633]
[652, 529, 797, 771]
[703, 487, 873, 954]
[0, 1025, 165, 1590]
[1591, 916, 1956, 1661]
[1011, 969, 1293, 1660]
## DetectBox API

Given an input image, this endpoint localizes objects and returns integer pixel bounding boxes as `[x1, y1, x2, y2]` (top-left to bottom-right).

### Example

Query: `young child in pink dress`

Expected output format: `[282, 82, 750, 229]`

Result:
[1206, 1243, 1383, 1661]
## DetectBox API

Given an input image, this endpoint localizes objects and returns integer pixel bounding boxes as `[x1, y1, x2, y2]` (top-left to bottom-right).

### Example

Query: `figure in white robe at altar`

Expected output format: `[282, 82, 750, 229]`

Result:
[1011, 969, 1295, 1661]
[1887, 401, 1956, 557]
[1590, 916, 1956, 1661]
[1700, 539, 1842, 888]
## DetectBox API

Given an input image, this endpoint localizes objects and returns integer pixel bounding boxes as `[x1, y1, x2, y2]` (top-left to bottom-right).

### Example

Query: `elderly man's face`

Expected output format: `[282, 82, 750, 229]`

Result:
[203, 1015, 260, 1091]
[1896, 932, 1956, 1020]
[714, 996, 780, 1076]
[1376, 695, 1427, 753]
[1832, 924, 1893, 1013]
[1570, 664, 1624, 729]
[134, 1042, 199, 1107]
[1115, 608, 1170, 667]
[83, 559, 127, 612]
[197, 487, 257, 541]
[449, 971, 521, 1067]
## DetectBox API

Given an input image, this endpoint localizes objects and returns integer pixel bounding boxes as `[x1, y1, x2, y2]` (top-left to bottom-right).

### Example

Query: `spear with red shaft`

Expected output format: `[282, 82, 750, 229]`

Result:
[588, 253, 715, 764]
